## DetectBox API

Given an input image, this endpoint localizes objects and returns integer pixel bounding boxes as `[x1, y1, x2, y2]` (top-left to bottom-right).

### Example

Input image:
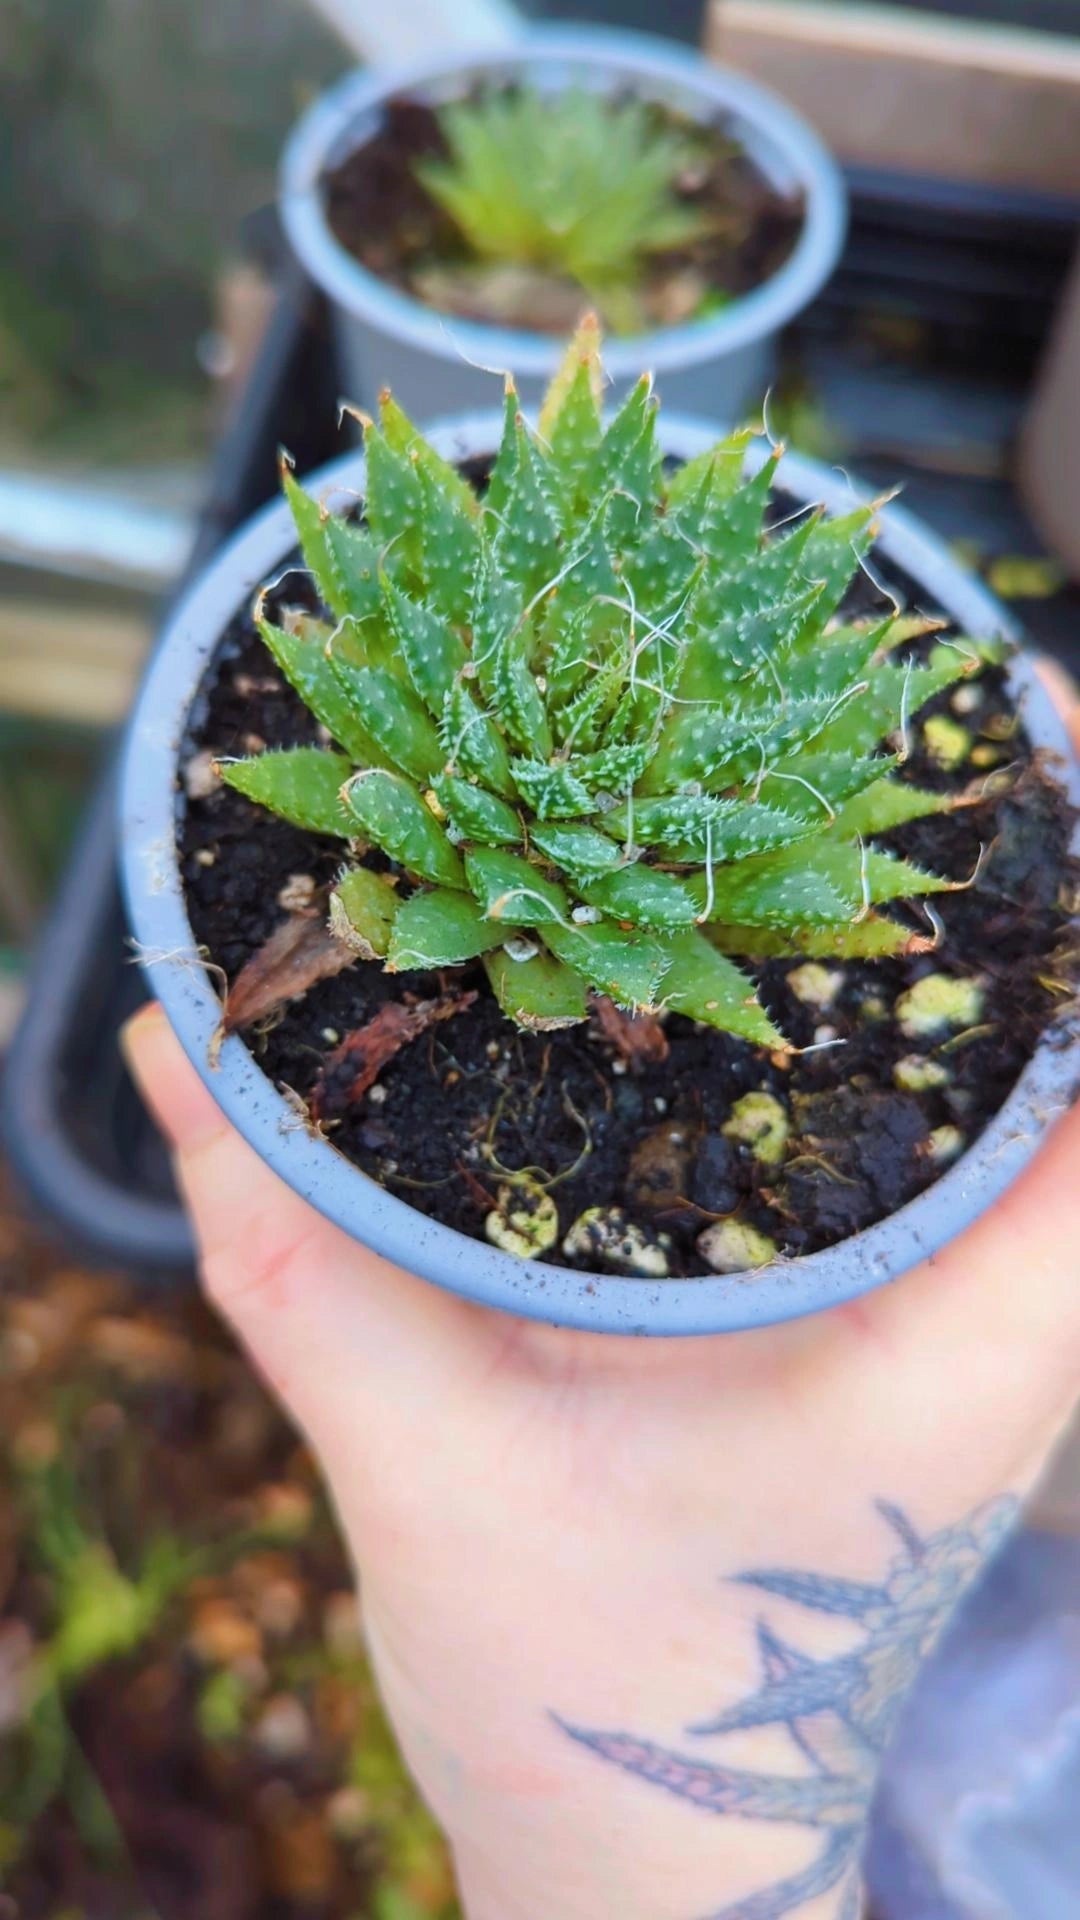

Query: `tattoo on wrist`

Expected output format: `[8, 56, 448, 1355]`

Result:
[555, 1494, 1019, 1920]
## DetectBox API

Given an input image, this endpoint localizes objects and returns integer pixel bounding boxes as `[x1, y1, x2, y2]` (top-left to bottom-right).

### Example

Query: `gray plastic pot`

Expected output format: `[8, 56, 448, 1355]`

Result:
[120, 413, 1080, 1337]
[279, 26, 847, 423]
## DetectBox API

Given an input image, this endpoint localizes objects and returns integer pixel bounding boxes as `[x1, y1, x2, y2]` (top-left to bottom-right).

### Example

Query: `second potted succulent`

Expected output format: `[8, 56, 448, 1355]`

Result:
[122, 321, 1079, 1335]
[280, 27, 846, 420]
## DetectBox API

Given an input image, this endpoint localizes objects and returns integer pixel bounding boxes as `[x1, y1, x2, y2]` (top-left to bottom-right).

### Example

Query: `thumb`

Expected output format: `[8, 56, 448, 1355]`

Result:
[121, 1002, 478, 1468]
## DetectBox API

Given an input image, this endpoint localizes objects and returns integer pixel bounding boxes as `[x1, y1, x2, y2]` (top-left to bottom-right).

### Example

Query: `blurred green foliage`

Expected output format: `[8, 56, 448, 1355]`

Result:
[0, 0, 342, 453]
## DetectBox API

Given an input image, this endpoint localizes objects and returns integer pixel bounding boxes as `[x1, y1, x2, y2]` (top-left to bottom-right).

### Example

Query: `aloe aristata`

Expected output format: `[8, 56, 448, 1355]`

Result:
[221, 320, 976, 1048]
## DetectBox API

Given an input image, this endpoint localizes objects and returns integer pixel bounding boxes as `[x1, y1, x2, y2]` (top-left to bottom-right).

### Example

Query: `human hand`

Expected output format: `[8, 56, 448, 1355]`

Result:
[122, 687, 1080, 1920]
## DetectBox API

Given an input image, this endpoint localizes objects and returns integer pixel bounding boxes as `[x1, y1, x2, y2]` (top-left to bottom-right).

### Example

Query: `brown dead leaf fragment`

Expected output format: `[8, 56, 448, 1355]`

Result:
[224, 912, 355, 1033]
[592, 994, 670, 1067]
[311, 991, 478, 1118]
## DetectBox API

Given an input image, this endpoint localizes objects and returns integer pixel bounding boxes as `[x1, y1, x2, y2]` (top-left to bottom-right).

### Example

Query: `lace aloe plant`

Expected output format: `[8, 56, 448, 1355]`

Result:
[221, 319, 977, 1049]
[413, 88, 707, 334]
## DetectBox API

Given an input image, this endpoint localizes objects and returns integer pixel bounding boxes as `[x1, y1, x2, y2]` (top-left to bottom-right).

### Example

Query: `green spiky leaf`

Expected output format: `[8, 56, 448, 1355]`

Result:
[542, 920, 668, 1010]
[660, 929, 785, 1047]
[582, 862, 698, 930]
[238, 325, 991, 1045]
[387, 888, 504, 970]
[257, 616, 391, 769]
[465, 847, 568, 926]
[528, 820, 624, 883]
[329, 866, 400, 958]
[328, 656, 444, 784]
[281, 467, 382, 621]
[433, 773, 521, 846]
[220, 749, 352, 836]
[484, 946, 589, 1029]
[383, 582, 467, 712]
[345, 770, 465, 887]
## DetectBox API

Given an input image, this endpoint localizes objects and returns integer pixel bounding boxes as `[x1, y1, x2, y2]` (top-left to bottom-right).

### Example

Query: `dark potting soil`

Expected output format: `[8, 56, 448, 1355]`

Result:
[178, 533, 1079, 1281]
[322, 94, 804, 336]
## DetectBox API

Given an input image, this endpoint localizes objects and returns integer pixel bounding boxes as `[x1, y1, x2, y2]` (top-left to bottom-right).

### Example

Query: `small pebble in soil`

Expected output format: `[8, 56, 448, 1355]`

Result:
[276, 872, 318, 913]
[896, 973, 985, 1039]
[723, 1091, 790, 1166]
[787, 963, 841, 1010]
[860, 993, 888, 1021]
[970, 743, 1008, 769]
[367, 1084, 388, 1105]
[486, 1176, 560, 1259]
[627, 1122, 694, 1216]
[563, 1207, 671, 1278]
[184, 747, 221, 800]
[697, 1219, 779, 1274]
[952, 684, 983, 716]
[923, 714, 972, 770]
[321, 1027, 340, 1045]
[893, 1054, 951, 1093]
[924, 1124, 966, 1164]
[504, 934, 540, 962]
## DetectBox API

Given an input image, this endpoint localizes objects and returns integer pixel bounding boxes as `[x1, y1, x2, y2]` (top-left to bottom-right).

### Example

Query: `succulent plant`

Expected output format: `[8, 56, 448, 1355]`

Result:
[413, 87, 708, 334]
[221, 319, 980, 1050]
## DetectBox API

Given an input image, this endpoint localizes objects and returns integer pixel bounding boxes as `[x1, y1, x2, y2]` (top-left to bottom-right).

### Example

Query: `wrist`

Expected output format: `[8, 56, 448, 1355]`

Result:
[351, 1487, 1019, 1920]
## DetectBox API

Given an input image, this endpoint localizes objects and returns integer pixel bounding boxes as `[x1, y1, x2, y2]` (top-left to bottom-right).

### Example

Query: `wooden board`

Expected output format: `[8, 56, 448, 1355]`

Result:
[0, 599, 151, 727]
[707, 1, 1080, 198]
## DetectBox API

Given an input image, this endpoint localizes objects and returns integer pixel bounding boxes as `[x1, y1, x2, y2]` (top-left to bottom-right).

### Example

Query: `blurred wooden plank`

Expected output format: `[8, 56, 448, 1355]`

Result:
[0, 601, 150, 727]
[707, 2, 1080, 197]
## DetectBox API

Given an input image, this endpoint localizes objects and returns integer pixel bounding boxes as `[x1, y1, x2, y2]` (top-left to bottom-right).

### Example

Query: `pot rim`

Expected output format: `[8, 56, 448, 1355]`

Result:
[119, 413, 1080, 1335]
[279, 25, 848, 378]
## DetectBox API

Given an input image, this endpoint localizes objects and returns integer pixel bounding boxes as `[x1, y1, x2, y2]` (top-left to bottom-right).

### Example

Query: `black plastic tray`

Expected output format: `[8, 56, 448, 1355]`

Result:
[0, 271, 343, 1274]
[3, 179, 1077, 1276]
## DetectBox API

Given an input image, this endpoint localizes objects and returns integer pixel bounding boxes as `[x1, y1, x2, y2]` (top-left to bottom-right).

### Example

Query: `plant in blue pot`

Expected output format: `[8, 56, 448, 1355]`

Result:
[122, 321, 1080, 1335]
[280, 28, 846, 421]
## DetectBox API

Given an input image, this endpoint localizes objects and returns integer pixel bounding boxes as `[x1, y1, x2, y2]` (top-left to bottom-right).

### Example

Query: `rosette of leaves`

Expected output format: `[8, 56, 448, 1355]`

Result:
[221, 319, 976, 1051]
[413, 87, 708, 335]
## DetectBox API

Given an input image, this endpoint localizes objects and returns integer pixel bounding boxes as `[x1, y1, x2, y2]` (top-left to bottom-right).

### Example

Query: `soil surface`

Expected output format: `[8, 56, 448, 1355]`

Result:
[322, 94, 804, 336]
[178, 518, 1078, 1282]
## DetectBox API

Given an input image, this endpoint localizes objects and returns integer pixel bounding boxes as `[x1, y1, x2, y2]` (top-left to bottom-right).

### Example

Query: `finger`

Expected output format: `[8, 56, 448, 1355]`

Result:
[122, 1004, 479, 1462]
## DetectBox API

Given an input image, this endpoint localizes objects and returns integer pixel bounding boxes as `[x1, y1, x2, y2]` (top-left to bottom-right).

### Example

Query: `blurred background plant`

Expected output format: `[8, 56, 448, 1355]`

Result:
[0, 0, 341, 461]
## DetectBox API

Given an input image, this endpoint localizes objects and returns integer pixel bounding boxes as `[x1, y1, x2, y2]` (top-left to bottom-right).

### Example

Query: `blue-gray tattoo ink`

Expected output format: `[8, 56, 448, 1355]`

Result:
[557, 1495, 1019, 1920]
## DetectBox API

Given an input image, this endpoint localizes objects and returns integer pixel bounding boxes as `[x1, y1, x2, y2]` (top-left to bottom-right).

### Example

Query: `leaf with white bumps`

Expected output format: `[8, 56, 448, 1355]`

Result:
[387, 888, 504, 970]
[345, 769, 465, 887]
[220, 749, 353, 837]
[237, 325, 988, 1042]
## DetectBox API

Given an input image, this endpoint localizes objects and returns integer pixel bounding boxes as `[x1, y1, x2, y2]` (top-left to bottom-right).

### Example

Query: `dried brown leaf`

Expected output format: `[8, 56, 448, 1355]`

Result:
[592, 994, 670, 1068]
[224, 912, 354, 1033]
[311, 991, 478, 1118]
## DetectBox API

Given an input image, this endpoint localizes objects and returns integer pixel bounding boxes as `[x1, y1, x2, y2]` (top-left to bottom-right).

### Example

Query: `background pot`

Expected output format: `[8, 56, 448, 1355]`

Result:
[120, 414, 1080, 1337]
[279, 27, 847, 423]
